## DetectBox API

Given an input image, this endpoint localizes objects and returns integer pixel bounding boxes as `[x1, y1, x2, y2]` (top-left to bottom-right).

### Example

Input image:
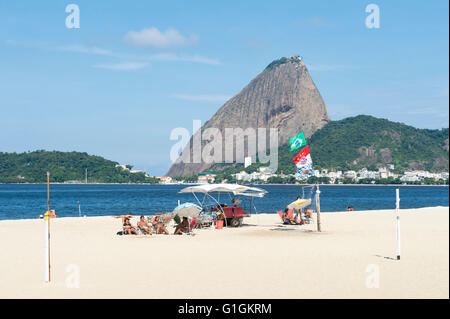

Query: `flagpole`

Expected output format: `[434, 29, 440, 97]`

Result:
[316, 184, 321, 232]
[44, 172, 51, 283]
[396, 188, 401, 260]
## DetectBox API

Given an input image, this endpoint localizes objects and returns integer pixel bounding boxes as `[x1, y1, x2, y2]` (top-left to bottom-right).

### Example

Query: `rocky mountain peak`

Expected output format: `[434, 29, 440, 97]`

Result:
[167, 57, 330, 177]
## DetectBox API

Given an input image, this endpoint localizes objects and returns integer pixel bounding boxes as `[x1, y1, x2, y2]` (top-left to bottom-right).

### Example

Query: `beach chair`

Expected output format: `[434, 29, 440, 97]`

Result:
[287, 209, 295, 220]
[136, 219, 153, 235]
[189, 217, 197, 233]
[136, 226, 146, 235]
[278, 209, 303, 225]
[303, 209, 314, 224]
[118, 217, 135, 235]
[152, 213, 172, 234]
[196, 214, 213, 228]
[120, 224, 139, 235]
[161, 213, 172, 227]
[277, 210, 284, 222]
[277, 209, 294, 219]
[277, 210, 292, 224]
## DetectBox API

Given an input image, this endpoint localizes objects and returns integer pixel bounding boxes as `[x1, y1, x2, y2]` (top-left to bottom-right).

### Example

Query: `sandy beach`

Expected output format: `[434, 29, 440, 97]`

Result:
[0, 207, 448, 299]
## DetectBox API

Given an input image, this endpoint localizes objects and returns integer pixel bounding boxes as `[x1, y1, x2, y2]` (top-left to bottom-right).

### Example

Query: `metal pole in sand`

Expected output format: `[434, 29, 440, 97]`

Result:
[316, 184, 321, 232]
[396, 188, 401, 260]
[44, 172, 51, 282]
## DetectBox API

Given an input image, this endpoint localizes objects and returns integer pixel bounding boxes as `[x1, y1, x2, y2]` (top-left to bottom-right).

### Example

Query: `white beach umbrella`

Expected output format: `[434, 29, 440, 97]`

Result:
[172, 202, 202, 218]
[287, 198, 312, 211]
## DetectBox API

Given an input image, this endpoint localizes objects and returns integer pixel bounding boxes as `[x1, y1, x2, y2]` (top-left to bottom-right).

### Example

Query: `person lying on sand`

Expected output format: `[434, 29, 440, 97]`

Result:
[137, 216, 152, 235]
[123, 217, 139, 235]
[152, 216, 169, 235]
[174, 216, 189, 235]
[113, 213, 133, 223]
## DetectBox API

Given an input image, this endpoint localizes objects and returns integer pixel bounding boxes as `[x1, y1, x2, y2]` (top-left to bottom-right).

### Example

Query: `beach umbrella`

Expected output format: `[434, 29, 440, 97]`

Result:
[172, 202, 202, 218]
[287, 198, 312, 211]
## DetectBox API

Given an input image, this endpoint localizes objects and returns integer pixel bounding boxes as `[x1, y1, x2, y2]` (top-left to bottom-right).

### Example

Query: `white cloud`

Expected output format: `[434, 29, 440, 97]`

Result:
[124, 27, 198, 48]
[93, 62, 149, 71]
[51, 41, 221, 66]
[173, 94, 231, 102]
[148, 53, 221, 65]
[58, 45, 112, 56]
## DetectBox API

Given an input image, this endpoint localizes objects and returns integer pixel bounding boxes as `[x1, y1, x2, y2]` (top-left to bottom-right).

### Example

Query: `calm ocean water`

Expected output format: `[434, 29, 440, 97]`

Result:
[0, 184, 448, 220]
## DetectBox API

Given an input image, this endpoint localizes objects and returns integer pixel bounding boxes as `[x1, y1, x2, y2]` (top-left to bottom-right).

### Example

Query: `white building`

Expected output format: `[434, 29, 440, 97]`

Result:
[344, 171, 357, 180]
[198, 174, 216, 184]
[379, 167, 388, 179]
[244, 157, 252, 168]
[157, 176, 173, 184]
[400, 171, 420, 182]
[234, 171, 251, 182]
[360, 169, 378, 179]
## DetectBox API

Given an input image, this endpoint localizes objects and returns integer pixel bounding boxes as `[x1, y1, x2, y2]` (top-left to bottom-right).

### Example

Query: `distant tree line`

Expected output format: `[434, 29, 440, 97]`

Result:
[0, 150, 159, 184]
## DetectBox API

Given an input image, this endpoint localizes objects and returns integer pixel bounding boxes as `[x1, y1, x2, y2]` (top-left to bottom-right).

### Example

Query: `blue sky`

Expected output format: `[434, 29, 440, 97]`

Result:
[0, 0, 448, 175]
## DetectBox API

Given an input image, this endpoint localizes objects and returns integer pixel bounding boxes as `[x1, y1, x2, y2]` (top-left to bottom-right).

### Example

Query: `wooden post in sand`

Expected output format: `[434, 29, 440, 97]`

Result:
[44, 172, 51, 283]
[396, 188, 401, 260]
[316, 184, 321, 232]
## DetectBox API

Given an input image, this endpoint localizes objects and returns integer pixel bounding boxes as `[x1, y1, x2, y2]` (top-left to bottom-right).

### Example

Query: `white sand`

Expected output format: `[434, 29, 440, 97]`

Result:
[0, 207, 448, 299]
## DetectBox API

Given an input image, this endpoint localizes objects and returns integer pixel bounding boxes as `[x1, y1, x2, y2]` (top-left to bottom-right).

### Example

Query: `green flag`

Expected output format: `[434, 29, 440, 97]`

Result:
[289, 131, 307, 151]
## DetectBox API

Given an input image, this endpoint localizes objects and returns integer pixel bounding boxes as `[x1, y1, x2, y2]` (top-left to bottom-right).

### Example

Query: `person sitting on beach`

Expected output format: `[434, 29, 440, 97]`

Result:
[283, 208, 302, 225]
[231, 199, 241, 207]
[137, 216, 152, 235]
[295, 208, 305, 225]
[152, 216, 169, 235]
[39, 210, 57, 219]
[123, 217, 138, 235]
[282, 209, 295, 225]
[302, 208, 313, 224]
[174, 216, 189, 235]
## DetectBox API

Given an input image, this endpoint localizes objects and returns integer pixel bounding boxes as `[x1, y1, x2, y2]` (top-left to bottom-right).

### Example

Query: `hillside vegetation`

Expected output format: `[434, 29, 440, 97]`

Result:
[264, 56, 302, 72]
[308, 115, 448, 172]
[0, 151, 158, 183]
[208, 115, 449, 176]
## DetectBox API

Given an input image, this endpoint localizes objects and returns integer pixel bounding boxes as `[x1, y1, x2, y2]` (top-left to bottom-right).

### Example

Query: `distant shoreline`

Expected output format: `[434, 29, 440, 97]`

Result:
[1, 206, 449, 222]
[0, 182, 448, 187]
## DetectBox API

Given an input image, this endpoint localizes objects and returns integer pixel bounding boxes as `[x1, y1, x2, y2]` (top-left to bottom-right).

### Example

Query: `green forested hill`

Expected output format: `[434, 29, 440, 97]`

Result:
[209, 115, 449, 176]
[307, 115, 448, 172]
[0, 151, 158, 183]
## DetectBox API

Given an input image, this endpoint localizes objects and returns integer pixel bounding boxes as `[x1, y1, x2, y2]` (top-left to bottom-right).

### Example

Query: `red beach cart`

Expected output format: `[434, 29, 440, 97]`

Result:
[178, 184, 267, 227]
